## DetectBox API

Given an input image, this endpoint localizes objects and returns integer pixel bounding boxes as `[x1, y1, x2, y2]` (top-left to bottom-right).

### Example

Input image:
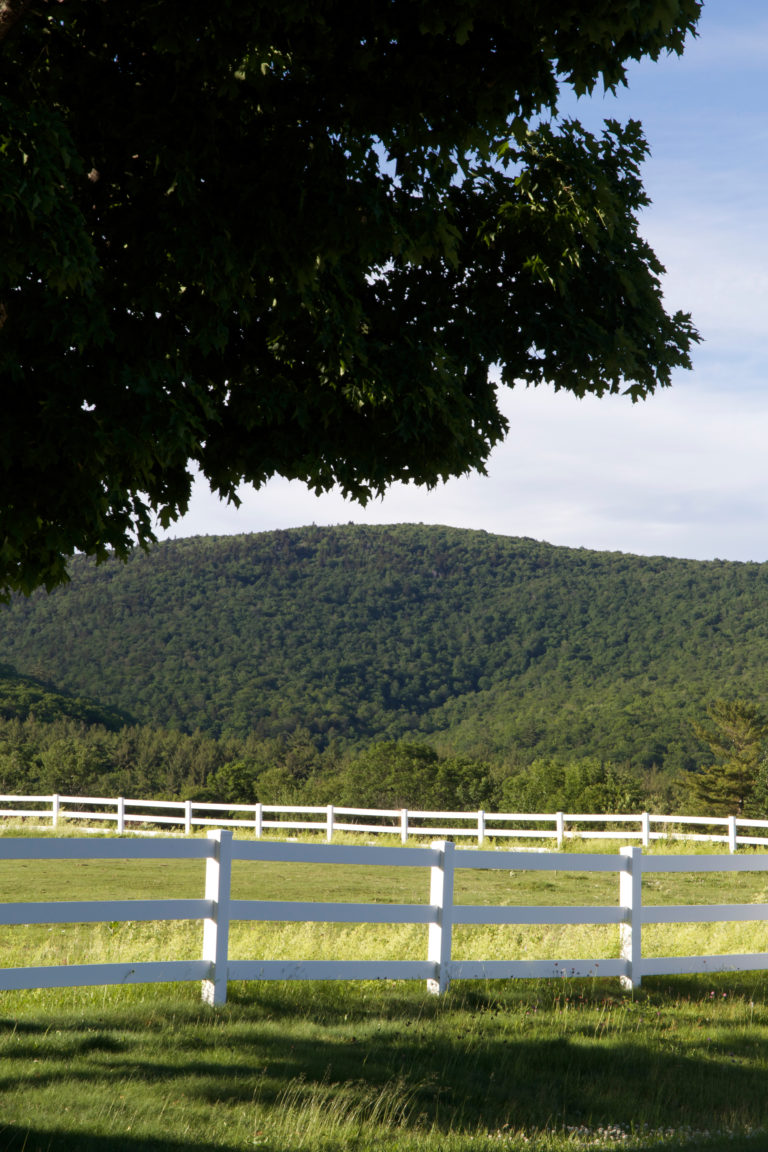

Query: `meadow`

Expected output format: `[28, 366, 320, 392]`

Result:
[2, 830, 768, 1151]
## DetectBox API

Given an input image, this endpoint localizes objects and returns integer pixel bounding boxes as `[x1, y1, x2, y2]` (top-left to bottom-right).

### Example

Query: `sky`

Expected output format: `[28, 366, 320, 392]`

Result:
[159, 1, 768, 563]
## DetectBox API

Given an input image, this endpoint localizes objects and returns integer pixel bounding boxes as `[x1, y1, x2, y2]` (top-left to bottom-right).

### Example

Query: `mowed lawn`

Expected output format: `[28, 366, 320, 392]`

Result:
[1, 832, 768, 1151]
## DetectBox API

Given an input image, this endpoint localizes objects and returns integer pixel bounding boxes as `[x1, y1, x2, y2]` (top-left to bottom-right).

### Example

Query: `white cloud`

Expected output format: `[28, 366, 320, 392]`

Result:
[160, 383, 768, 563]
[642, 209, 768, 341]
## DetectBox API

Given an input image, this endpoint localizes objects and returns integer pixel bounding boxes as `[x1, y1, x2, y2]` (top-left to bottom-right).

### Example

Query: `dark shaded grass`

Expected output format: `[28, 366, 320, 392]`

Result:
[1, 975, 768, 1149]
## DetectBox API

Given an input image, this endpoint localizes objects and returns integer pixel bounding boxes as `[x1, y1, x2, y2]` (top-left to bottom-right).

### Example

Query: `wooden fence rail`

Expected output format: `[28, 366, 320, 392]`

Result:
[0, 793, 764, 852]
[3, 832, 768, 1003]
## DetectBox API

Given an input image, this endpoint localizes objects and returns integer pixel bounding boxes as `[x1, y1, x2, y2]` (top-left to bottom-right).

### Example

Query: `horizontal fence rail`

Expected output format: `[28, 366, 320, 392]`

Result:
[0, 794, 762, 853]
[2, 834, 768, 1002]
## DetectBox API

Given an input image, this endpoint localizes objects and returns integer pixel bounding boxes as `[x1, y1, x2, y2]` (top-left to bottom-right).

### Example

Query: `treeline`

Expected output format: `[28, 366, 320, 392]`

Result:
[192, 741, 684, 816]
[0, 708, 731, 818]
[2, 666, 767, 817]
[0, 714, 240, 798]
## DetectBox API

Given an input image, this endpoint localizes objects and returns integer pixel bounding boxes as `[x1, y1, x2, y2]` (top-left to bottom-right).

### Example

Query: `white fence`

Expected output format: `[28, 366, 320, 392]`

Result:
[3, 831, 768, 1003]
[0, 793, 765, 852]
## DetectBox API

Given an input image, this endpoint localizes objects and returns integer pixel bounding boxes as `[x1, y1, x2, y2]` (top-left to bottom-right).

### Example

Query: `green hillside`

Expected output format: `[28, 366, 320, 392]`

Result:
[0, 524, 766, 779]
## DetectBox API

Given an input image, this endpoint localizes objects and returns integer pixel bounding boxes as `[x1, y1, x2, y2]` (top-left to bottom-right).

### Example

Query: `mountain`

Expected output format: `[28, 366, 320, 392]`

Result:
[0, 524, 767, 774]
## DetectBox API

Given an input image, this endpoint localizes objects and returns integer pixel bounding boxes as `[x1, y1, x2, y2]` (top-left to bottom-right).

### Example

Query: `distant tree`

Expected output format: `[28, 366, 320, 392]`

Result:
[37, 735, 111, 795]
[189, 758, 262, 805]
[333, 742, 494, 810]
[500, 759, 570, 814]
[690, 699, 768, 815]
[500, 757, 647, 814]
[432, 755, 497, 811]
[0, 1, 700, 597]
[252, 762, 318, 805]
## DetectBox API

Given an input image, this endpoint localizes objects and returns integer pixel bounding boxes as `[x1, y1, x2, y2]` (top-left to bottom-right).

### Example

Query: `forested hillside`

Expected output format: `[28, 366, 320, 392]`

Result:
[1, 524, 767, 789]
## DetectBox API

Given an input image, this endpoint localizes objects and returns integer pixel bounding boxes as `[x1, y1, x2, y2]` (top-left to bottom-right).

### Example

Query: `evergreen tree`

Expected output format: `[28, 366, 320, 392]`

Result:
[690, 699, 768, 815]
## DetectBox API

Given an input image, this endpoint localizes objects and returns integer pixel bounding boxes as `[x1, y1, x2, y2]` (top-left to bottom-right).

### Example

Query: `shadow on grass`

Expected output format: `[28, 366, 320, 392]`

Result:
[0, 1131, 767, 1152]
[1, 975, 768, 1148]
[0, 1130, 244, 1152]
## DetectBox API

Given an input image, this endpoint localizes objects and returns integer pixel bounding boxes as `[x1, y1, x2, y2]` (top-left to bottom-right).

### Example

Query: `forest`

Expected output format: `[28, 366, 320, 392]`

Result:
[0, 524, 767, 815]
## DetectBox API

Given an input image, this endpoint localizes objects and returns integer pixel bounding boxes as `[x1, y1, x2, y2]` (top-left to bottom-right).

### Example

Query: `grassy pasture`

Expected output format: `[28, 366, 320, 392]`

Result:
[1, 830, 768, 1150]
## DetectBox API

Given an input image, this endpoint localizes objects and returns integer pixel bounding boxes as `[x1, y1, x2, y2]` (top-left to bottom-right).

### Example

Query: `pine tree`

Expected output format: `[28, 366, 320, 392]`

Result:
[690, 699, 768, 815]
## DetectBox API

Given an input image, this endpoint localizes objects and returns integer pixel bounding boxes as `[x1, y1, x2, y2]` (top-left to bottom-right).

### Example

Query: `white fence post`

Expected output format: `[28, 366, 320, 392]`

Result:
[116, 797, 125, 835]
[641, 812, 650, 848]
[619, 846, 643, 991]
[728, 815, 737, 854]
[326, 804, 335, 843]
[427, 839, 455, 995]
[254, 802, 263, 838]
[400, 808, 408, 844]
[51, 794, 59, 829]
[477, 810, 486, 846]
[556, 812, 565, 847]
[184, 800, 193, 836]
[201, 829, 233, 1006]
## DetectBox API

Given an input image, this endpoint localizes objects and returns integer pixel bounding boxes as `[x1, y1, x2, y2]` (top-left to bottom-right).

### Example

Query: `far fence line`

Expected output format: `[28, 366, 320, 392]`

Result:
[3, 833, 768, 1002]
[0, 793, 764, 853]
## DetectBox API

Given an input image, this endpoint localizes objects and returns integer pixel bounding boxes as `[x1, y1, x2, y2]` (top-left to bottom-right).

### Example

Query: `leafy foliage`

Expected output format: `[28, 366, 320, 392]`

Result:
[500, 757, 648, 816]
[329, 743, 496, 811]
[0, 1, 700, 595]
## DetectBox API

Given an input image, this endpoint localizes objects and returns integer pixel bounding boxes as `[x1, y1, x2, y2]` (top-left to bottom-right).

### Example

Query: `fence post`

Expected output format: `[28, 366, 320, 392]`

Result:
[619, 846, 643, 991]
[326, 804, 335, 843]
[728, 815, 737, 854]
[400, 808, 408, 845]
[477, 810, 486, 846]
[427, 840, 455, 995]
[51, 794, 59, 829]
[254, 802, 263, 838]
[184, 800, 193, 836]
[556, 812, 565, 847]
[641, 812, 650, 848]
[201, 829, 233, 1006]
[116, 797, 125, 835]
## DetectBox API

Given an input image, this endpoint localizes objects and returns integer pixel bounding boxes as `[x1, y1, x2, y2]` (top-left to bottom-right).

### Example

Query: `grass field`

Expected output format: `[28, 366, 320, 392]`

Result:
[1, 829, 768, 1151]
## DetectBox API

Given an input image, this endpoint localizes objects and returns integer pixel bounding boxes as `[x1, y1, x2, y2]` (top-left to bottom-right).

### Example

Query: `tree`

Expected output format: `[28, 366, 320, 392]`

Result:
[690, 699, 768, 815]
[499, 756, 646, 815]
[1, 1, 701, 596]
[331, 741, 494, 810]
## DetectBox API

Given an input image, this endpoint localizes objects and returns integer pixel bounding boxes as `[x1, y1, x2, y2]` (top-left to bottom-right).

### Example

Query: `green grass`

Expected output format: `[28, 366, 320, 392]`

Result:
[3, 977, 768, 1151]
[2, 829, 768, 1150]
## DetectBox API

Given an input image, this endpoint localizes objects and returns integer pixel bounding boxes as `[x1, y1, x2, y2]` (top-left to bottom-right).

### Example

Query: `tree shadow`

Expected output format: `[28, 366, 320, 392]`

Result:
[1, 976, 768, 1149]
[0, 1130, 243, 1152]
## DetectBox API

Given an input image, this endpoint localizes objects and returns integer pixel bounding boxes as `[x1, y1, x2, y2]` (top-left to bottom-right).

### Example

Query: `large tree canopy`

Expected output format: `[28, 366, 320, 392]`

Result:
[0, 0, 701, 596]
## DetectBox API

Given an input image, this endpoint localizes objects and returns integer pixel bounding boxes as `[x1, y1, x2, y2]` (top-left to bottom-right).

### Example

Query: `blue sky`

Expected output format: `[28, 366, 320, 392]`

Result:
[161, 1, 768, 562]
